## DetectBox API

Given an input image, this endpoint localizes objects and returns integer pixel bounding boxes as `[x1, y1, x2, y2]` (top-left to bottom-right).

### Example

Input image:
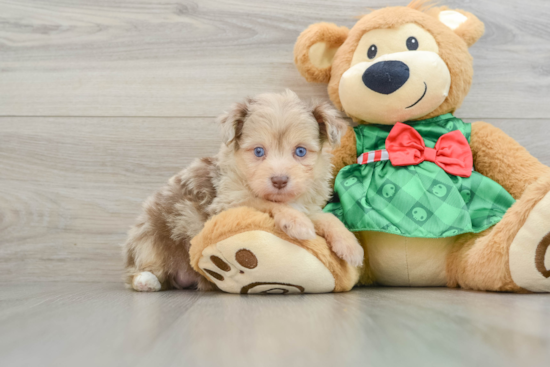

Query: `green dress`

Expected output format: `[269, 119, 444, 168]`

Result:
[324, 114, 515, 238]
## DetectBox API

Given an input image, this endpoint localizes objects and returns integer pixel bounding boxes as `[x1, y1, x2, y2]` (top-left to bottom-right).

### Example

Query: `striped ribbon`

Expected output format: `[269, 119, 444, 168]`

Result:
[357, 149, 389, 165]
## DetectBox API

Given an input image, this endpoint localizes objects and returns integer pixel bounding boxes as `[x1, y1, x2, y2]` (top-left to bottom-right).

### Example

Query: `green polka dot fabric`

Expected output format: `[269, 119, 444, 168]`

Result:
[324, 114, 515, 238]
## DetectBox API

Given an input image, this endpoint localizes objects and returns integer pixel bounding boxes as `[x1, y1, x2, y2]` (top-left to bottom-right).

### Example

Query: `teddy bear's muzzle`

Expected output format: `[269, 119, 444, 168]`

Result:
[339, 51, 451, 125]
[362, 60, 410, 95]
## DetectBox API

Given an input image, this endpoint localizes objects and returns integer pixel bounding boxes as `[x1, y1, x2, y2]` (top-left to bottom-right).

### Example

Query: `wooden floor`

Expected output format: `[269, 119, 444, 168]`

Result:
[1, 0, 550, 366]
[0, 284, 548, 367]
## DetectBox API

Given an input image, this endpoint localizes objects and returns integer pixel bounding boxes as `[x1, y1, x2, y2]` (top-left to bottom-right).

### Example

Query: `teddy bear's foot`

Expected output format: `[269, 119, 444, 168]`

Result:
[509, 191, 550, 292]
[197, 230, 336, 294]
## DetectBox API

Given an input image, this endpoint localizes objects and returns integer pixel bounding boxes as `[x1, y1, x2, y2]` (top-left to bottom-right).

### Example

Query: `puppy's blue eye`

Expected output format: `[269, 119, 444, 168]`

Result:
[254, 147, 265, 157]
[295, 147, 307, 157]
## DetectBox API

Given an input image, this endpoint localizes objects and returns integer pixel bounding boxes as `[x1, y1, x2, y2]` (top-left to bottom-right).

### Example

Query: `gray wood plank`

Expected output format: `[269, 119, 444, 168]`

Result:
[0, 117, 548, 283]
[0, 283, 548, 367]
[0, 117, 220, 282]
[0, 0, 549, 118]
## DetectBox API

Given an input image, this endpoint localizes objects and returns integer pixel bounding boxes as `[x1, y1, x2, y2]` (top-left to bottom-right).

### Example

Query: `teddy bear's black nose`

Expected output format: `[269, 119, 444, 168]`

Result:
[362, 61, 410, 95]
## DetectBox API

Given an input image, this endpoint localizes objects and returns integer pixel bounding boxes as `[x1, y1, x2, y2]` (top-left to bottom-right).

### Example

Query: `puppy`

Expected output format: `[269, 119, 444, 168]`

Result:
[124, 90, 364, 292]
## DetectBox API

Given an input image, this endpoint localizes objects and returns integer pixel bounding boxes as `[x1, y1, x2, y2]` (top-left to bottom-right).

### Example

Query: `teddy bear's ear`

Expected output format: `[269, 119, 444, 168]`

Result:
[436, 9, 485, 47]
[294, 23, 349, 83]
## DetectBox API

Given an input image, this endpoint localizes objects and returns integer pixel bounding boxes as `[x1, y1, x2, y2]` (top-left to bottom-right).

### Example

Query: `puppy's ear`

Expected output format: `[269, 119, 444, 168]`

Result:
[312, 101, 348, 147]
[218, 99, 252, 147]
[294, 23, 349, 83]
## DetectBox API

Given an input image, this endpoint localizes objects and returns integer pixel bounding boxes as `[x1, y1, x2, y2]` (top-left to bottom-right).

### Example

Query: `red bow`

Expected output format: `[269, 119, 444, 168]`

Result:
[385, 122, 473, 178]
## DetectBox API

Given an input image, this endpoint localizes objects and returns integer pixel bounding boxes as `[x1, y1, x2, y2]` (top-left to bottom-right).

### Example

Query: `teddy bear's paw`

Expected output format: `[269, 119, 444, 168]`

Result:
[197, 230, 335, 294]
[274, 210, 316, 240]
[327, 232, 364, 268]
[509, 191, 550, 293]
[132, 271, 161, 292]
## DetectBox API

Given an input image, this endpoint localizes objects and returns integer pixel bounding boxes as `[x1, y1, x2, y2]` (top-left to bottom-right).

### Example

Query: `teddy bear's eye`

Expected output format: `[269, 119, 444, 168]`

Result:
[406, 37, 419, 51]
[367, 44, 377, 59]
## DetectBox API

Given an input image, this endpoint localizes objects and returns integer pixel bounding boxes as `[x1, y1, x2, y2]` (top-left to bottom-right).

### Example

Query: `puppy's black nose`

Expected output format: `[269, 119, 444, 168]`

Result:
[271, 176, 289, 190]
[362, 60, 410, 95]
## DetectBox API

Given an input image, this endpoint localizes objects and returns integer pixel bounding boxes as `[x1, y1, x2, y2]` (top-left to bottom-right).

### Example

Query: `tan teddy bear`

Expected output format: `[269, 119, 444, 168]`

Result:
[191, 1, 550, 293]
[293, 0, 550, 292]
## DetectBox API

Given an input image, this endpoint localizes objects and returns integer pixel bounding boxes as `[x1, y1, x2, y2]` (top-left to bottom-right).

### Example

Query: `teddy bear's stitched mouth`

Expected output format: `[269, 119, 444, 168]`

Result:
[406, 82, 428, 109]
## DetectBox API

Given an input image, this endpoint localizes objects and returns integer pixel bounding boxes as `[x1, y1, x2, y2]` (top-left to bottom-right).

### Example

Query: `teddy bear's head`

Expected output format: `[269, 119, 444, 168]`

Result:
[294, 0, 484, 125]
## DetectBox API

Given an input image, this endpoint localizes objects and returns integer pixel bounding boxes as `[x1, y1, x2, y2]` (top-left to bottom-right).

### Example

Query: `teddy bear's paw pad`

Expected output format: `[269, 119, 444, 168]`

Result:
[198, 230, 335, 294]
[509, 191, 550, 292]
[133, 271, 161, 292]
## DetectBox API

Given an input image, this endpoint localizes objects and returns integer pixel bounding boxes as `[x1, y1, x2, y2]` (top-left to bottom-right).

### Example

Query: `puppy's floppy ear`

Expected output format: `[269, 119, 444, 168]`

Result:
[294, 23, 349, 84]
[312, 101, 348, 147]
[433, 7, 485, 47]
[218, 98, 252, 147]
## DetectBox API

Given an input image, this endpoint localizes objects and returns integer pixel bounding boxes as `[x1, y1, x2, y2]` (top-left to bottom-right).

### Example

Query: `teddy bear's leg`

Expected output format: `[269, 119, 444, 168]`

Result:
[454, 122, 550, 292]
[447, 173, 550, 293]
[190, 207, 360, 294]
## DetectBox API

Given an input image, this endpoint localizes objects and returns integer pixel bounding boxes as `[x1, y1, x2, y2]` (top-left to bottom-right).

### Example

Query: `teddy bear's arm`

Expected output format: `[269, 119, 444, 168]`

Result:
[470, 122, 550, 199]
[330, 126, 357, 185]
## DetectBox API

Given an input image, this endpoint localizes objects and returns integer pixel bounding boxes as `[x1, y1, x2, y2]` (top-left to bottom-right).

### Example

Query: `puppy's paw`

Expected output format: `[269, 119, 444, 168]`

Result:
[326, 229, 364, 267]
[132, 271, 161, 292]
[275, 211, 316, 240]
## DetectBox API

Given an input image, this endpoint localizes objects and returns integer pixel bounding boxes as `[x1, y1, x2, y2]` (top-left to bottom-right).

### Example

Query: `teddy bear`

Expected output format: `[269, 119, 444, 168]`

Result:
[190, 0, 550, 294]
